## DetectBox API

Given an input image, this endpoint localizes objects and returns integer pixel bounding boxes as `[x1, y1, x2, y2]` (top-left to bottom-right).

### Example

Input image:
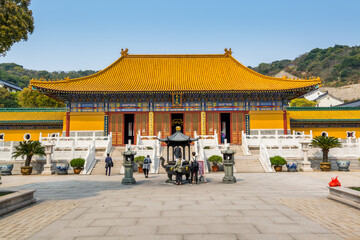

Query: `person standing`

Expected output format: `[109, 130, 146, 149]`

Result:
[105, 153, 113, 176]
[190, 152, 199, 184]
[143, 155, 152, 178]
[174, 158, 183, 185]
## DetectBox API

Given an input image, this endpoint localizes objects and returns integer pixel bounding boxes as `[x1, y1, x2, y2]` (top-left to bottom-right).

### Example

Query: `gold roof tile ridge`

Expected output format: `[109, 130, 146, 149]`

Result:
[126, 54, 227, 58]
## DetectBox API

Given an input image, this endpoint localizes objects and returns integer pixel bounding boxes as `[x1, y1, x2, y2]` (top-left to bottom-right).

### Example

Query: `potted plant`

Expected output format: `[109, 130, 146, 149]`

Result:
[70, 158, 85, 174]
[311, 136, 341, 171]
[135, 156, 145, 173]
[270, 155, 287, 172]
[208, 155, 222, 172]
[12, 140, 45, 175]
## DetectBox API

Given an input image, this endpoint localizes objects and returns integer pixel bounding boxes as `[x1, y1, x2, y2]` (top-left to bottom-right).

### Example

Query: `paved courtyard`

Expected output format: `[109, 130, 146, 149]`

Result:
[0, 171, 359, 240]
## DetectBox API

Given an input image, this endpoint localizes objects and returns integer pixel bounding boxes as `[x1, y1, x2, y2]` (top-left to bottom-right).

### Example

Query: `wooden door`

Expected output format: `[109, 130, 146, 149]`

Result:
[110, 113, 123, 146]
[231, 112, 244, 144]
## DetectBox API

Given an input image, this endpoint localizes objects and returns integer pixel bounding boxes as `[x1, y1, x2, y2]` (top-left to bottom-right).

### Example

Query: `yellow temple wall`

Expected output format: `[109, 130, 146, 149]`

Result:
[0, 129, 62, 142]
[290, 127, 360, 139]
[64, 112, 105, 132]
[249, 111, 289, 130]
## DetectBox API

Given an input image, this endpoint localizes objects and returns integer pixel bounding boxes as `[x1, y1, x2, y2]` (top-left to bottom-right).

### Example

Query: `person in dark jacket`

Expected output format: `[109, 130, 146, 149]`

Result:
[143, 155, 152, 178]
[190, 152, 199, 184]
[105, 153, 113, 176]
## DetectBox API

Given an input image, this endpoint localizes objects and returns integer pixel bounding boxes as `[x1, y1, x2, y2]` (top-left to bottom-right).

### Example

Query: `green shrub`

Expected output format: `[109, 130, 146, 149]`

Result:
[135, 156, 145, 167]
[208, 155, 222, 166]
[70, 158, 85, 169]
[203, 146, 210, 149]
[270, 156, 287, 166]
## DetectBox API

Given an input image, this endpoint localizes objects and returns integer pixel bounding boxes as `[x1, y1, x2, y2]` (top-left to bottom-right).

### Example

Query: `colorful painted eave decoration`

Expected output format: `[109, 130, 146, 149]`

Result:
[290, 119, 360, 123]
[30, 49, 321, 94]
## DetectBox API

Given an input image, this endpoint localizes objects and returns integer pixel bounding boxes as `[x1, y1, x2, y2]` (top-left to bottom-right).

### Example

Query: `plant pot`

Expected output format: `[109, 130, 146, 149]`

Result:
[286, 162, 297, 172]
[1, 164, 14, 175]
[212, 165, 219, 172]
[56, 163, 69, 175]
[336, 160, 350, 171]
[21, 166, 33, 175]
[274, 165, 283, 172]
[138, 167, 143, 173]
[320, 162, 331, 171]
[73, 168, 82, 174]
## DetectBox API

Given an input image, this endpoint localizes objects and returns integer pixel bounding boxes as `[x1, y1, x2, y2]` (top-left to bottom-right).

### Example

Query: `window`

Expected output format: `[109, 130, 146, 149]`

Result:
[0, 133, 4, 141]
[24, 133, 31, 141]
[321, 131, 328, 137]
[346, 131, 355, 138]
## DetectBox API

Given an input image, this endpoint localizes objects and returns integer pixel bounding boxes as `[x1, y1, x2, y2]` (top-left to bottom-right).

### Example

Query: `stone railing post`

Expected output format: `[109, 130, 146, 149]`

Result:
[42, 142, 55, 175]
[300, 140, 313, 172]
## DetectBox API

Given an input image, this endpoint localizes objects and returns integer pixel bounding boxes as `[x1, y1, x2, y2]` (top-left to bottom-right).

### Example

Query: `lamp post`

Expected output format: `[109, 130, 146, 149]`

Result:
[121, 148, 137, 185]
[299, 140, 313, 172]
[221, 148, 236, 183]
[42, 142, 55, 175]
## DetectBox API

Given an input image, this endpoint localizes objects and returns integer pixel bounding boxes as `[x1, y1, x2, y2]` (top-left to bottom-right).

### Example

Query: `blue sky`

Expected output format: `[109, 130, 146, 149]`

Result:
[1, 0, 360, 71]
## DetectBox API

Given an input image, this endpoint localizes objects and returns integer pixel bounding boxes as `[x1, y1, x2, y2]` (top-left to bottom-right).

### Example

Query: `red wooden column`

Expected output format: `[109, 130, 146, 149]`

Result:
[66, 112, 70, 137]
[283, 110, 288, 135]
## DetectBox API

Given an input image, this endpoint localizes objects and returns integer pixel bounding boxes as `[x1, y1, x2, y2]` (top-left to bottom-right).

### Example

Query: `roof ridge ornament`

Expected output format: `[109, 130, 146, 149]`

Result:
[121, 48, 129, 57]
[224, 48, 232, 56]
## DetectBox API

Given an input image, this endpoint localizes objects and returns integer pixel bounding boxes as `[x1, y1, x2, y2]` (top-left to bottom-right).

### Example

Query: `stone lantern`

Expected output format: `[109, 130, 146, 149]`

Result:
[42, 142, 55, 175]
[121, 148, 137, 185]
[299, 140, 313, 172]
[221, 148, 236, 183]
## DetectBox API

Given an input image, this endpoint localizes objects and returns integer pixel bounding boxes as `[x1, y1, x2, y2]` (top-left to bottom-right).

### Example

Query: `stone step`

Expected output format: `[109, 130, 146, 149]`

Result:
[234, 157, 265, 173]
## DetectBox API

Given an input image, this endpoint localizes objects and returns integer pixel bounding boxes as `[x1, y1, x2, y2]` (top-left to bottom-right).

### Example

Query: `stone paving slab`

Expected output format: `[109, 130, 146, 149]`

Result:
[0, 200, 80, 240]
[0, 172, 358, 239]
[281, 198, 360, 240]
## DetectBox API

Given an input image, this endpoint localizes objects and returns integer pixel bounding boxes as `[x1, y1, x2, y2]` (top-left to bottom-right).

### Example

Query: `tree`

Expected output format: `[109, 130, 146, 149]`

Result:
[17, 87, 65, 108]
[290, 98, 317, 107]
[310, 136, 341, 163]
[0, 0, 34, 56]
[0, 87, 19, 108]
[12, 140, 45, 166]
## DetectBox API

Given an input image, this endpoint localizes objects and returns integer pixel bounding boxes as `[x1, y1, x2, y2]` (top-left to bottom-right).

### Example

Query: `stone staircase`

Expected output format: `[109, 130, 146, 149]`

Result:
[231, 145, 265, 173]
[90, 146, 125, 175]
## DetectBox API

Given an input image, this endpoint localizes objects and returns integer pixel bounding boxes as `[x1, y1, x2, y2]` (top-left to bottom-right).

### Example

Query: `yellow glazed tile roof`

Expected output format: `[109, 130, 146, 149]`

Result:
[0, 110, 64, 122]
[289, 109, 360, 120]
[30, 50, 321, 93]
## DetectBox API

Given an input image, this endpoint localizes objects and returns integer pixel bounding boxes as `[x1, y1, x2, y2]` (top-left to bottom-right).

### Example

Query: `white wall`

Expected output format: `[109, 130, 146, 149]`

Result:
[316, 95, 344, 107]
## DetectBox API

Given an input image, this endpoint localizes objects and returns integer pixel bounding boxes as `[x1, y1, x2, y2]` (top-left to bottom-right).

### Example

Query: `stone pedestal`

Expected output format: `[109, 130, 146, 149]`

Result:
[300, 140, 313, 172]
[42, 142, 55, 175]
[221, 148, 236, 184]
[121, 148, 137, 185]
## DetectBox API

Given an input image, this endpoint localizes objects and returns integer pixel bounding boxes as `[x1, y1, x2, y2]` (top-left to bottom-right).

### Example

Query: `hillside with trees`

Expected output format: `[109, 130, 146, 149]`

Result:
[250, 45, 360, 87]
[0, 63, 97, 88]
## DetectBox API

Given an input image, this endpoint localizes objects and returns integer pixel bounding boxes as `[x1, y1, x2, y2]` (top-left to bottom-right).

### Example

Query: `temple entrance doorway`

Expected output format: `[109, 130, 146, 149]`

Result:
[171, 113, 183, 134]
[220, 113, 230, 143]
[124, 114, 134, 144]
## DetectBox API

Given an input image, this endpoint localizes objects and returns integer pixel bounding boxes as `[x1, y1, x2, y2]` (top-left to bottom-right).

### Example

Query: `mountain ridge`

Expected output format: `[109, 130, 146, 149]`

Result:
[250, 44, 360, 87]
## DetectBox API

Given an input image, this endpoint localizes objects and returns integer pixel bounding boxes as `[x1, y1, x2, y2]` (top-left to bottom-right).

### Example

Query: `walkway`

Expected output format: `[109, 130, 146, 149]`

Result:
[0, 172, 359, 240]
